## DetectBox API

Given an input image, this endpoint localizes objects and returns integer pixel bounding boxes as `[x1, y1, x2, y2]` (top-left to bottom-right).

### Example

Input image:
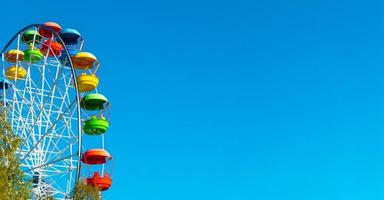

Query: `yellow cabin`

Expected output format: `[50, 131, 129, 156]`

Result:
[6, 49, 24, 63]
[76, 73, 99, 92]
[6, 65, 27, 80]
[72, 52, 98, 70]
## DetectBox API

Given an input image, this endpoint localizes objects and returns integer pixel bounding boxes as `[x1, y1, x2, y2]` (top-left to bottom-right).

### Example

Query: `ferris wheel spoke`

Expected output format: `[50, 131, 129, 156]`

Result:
[15, 76, 56, 149]
[40, 66, 75, 161]
[42, 127, 77, 165]
[12, 70, 32, 137]
[19, 99, 77, 162]
[40, 107, 77, 165]
[18, 67, 73, 151]
[25, 164, 76, 194]
[37, 162, 77, 176]
[45, 174, 71, 198]
[13, 91, 38, 145]
[32, 106, 76, 166]
[15, 73, 51, 138]
[37, 50, 56, 146]
[13, 73, 43, 145]
[27, 158, 77, 198]
[44, 132, 78, 167]
[37, 162, 77, 177]
[30, 190, 46, 199]
[37, 60, 64, 165]
[38, 98, 77, 166]
[23, 152, 77, 173]
[7, 88, 40, 154]
[9, 34, 22, 130]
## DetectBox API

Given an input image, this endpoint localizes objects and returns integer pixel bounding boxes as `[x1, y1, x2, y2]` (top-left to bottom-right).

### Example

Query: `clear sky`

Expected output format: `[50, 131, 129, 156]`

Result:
[1, 0, 384, 199]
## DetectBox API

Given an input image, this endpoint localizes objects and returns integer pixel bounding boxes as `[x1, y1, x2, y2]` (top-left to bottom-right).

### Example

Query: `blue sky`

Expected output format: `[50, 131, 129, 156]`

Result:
[1, 0, 384, 199]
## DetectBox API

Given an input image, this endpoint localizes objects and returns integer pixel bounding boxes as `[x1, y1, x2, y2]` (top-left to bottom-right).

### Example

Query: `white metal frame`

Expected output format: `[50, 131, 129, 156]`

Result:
[1, 24, 83, 200]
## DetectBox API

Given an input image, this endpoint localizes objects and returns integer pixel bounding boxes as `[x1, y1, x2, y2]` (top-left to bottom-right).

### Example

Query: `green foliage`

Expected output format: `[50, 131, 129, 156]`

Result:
[72, 179, 101, 200]
[0, 112, 31, 200]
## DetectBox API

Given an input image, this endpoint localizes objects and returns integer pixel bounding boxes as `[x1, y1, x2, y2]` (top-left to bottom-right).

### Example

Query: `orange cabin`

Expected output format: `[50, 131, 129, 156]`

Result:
[86, 172, 112, 191]
[40, 40, 63, 57]
[81, 149, 111, 165]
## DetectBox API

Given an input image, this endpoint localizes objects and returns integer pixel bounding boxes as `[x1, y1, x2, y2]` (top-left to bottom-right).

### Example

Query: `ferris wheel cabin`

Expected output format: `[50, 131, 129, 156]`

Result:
[60, 28, 81, 45]
[23, 46, 43, 63]
[40, 39, 63, 57]
[38, 22, 62, 38]
[5, 49, 24, 63]
[22, 30, 42, 44]
[86, 172, 112, 191]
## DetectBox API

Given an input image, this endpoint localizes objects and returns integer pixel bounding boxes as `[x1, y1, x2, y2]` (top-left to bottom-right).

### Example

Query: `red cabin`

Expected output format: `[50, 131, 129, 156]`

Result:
[86, 172, 112, 191]
[81, 149, 111, 165]
[39, 22, 62, 38]
[40, 39, 63, 57]
[82, 149, 113, 191]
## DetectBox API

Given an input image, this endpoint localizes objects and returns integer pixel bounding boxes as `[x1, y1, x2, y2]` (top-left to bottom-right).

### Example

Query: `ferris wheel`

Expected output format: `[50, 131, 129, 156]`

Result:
[0, 22, 113, 199]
